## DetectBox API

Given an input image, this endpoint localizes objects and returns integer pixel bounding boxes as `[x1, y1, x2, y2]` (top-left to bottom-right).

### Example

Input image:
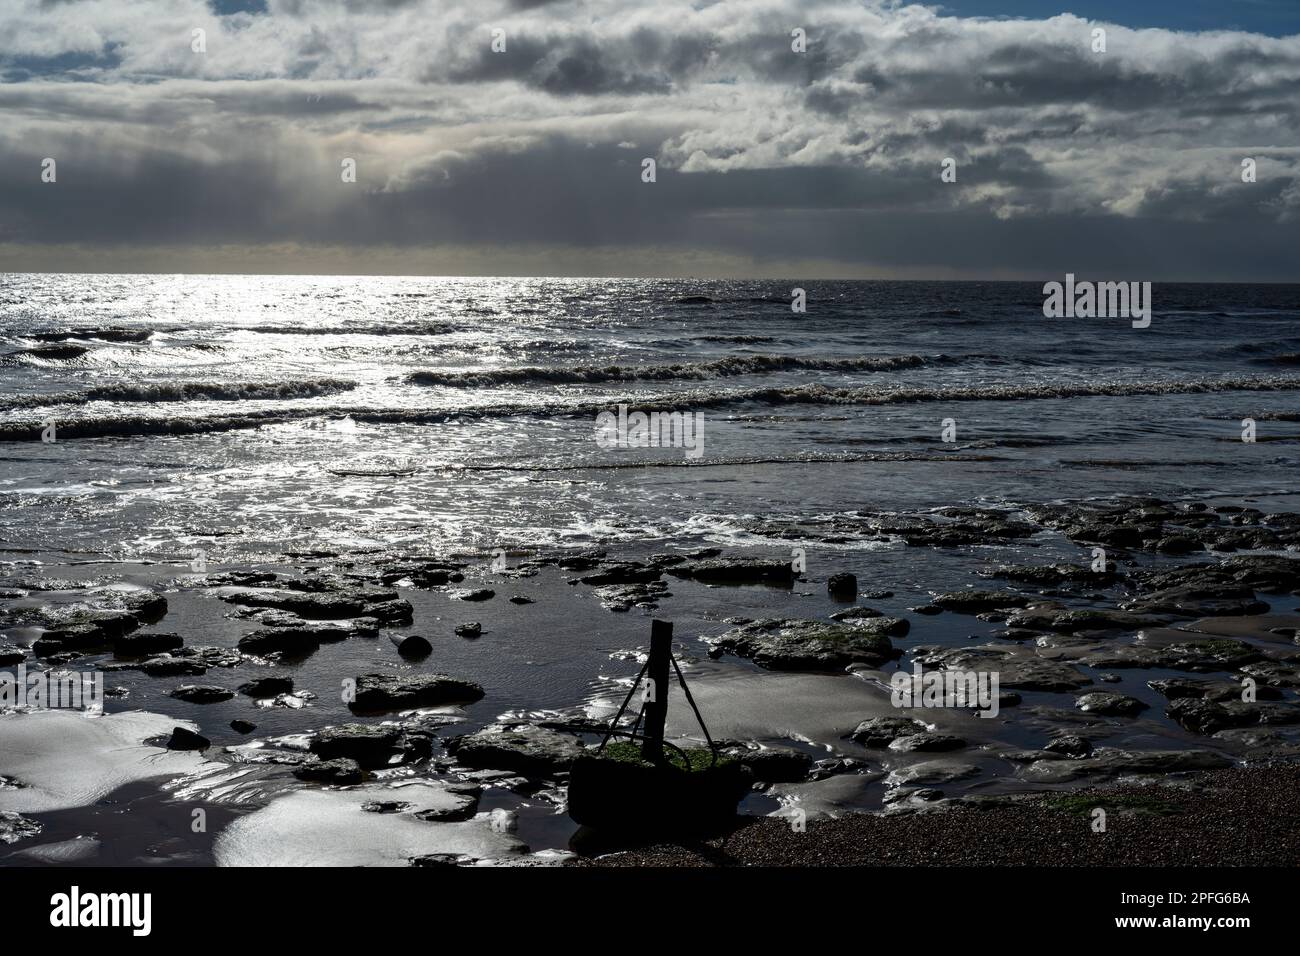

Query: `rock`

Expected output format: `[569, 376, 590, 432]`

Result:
[455, 622, 482, 638]
[165, 726, 210, 751]
[237, 628, 322, 656]
[709, 618, 897, 671]
[1148, 677, 1283, 702]
[665, 558, 796, 586]
[409, 854, 463, 867]
[725, 747, 814, 783]
[1075, 692, 1148, 717]
[365, 599, 414, 625]
[0, 644, 25, 665]
[829, 606, 883, 621]
[1043, 734, 1093, 758]
[0, 810, 42, 845]
[349, 673, 485, 713]
[509, 595, 534, 605]
[393, 634, 432, 658]
[452, 588, 495, 602]
[982, 563, 1120, 587]
[913, 645, 1092, 692]
[308, 723, 430, 767]
[827, 573, 857, 600]
[910, 605, 944, 615]
[238, 677, 294, 697]
[1166, 698, 1258, 735]
[168, 684, 234, 704]
[1018, 747, 1232, 782]
[293, 758, 364, 784]
[445, 723, 585, 777]
[112, 631, 184, 656]
[887, 733, 966, 752]
[593, 581, 669, 612]
[1007, 607, 1173, 633]
[230, 719, 257, 734]
[220, 589, 366, 618]
[1122, 584, 1269, 617]
[578, 563, 662, 586]
[1158, 638, 1264, 672]
[932, 590, 1031, 612]
[362, 800, 413, 814]
[138, 654, 209, 676]
[849, 716, 928, 747]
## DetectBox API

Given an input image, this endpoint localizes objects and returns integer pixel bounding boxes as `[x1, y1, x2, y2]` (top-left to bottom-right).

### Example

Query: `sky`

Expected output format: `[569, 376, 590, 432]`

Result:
[0, 0, 1297, 280]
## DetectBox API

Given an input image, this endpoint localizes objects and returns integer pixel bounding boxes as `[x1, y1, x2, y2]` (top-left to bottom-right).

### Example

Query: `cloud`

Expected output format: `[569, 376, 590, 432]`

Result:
[0, 0, 1297, 277]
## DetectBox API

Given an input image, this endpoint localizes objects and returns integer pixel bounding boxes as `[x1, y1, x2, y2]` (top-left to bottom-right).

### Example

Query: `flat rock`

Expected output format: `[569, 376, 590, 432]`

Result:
[445, 723, 585, 777]
[1075, 692, 1148, 717]
[665, 558, 796, 586]
[709, 618, 896, 671]
[349, 673, 485, 713]
[168, 684, 234, 704]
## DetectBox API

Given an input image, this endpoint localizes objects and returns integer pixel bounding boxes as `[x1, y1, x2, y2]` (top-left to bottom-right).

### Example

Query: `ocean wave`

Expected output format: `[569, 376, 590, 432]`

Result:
[406, 354, 931, 387]
[6, 374, 1299, 443]
[2, 344, 91, 363]
[0, 379, 357, 410]
[30, 328, 153, 344]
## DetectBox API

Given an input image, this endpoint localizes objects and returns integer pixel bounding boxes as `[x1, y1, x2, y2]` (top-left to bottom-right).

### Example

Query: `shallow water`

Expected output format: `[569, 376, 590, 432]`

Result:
[3, 275, 1300, 863]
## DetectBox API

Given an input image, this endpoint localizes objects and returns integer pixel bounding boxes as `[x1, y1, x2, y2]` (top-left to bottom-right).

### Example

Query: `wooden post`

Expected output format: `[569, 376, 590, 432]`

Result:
[641, 620, 672, 763]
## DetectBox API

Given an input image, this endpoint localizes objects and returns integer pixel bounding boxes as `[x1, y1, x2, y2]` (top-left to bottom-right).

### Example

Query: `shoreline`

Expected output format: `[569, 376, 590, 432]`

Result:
[574, 763, 1300, 867]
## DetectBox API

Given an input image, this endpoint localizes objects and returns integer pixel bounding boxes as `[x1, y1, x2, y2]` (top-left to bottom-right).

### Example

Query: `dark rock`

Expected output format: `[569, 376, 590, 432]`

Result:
[293, 758, 364, 784]
[230, 719, 257, 734]
[710, 618, 896, 671]
[578, 563, 662, 586]
[453, 588, 495, 602]
[308, 722, 433, 767]
[165, 726, 210, 750]
[238, 676, 294, 697]
[665, 558, 796, 586]
[725, 747, 814, 782]
[445, 723, 585, 777]
[933, 590, 1031, 612]
[888, 733, 966, 752]
[827, 572, 858, 600]
[139, 654, 209, 676]
[849, 715, 929, 747]
[112, 631, 184, 656]
[1167, 698, 1258, 735]
[393, 633, 432, 658]
[1043, 734, 1093, 758]
[409, 854, 462, 868]
[220, 589, 366, 619]
[363, 800, 413, 814]
[455, 622, 482, 638]
[237, 629, 322, 656]
[349, 672, 485, 713]
[0, 644, 25, 665]
[1075, 692, 1148, 717]
[169, 684, 234, 704]
[829, 606, 882, 621]
[509, 595, 534, 604]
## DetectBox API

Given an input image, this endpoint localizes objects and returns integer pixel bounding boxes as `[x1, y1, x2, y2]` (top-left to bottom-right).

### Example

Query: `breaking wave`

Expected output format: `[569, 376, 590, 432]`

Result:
[406, 353, 932, 387]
